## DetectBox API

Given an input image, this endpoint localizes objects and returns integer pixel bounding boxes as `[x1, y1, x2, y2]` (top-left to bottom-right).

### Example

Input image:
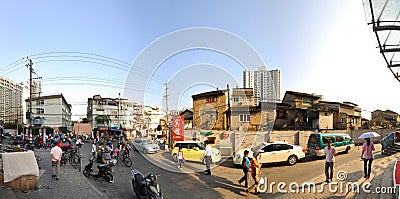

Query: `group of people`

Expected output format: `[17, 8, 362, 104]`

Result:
[93, 138, 132, 164]
[235, 138, 375, 195]
[48, 134, 86, 181]
[324, 137, 375, 183]
[238, 150, 262, 195]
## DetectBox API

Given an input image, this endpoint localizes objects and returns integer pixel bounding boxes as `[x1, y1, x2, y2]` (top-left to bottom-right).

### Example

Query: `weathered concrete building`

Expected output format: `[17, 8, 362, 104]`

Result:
[192, 89, 229, 130]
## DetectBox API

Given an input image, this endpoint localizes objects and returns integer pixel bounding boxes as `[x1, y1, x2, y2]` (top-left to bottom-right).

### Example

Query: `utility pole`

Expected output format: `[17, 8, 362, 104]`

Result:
[16, 119, 18, 136]
[227, 84, 231, 131]
[165, 82, 169, 127]
[27, 58, 33, 138]
[165, 82, 171, 149]
[118, 92, 120, 128]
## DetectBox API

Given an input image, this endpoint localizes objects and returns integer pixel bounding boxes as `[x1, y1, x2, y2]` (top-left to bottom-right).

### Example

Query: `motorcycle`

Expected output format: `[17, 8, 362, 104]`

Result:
[131, 169, 163, 199]
[83, 156, 114, 183]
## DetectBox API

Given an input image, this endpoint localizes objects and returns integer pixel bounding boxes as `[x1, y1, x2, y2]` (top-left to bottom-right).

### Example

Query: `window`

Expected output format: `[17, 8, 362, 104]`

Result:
[233, 97, 239, 102]
[262, 145, 275, 152]
[277, 144, 292, 151]
[36, 100, 44, 105]
[206, 98, 213, 103]
[322, 136, 335, 144]
[36, 108, 44, 114]
[308, 135, 319, 145]
[335, 136, 344, 142]
[302, 98, 312, 105]
[276, 110, 287, 119]
[239, 114, 250, 122]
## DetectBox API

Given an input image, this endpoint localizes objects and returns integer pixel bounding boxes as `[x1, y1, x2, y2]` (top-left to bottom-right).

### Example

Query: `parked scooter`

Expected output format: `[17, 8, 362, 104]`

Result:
[131, 169, 163, 199]
[83, 157, 114, 183]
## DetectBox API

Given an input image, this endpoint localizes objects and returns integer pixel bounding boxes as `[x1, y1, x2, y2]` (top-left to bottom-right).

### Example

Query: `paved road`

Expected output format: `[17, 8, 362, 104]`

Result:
[1, 139, 395, 199]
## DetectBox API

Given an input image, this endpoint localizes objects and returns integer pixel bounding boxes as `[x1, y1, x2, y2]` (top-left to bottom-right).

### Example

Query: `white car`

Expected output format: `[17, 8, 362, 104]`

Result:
[132, 138, 160, 154]
[233, 141, 306, 166]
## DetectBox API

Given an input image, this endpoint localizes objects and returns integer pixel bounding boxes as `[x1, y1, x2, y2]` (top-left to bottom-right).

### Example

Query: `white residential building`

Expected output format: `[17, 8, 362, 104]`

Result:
[26, 94, 72, 131]
[87, 95, 134, 132]
[243, 66, 280, 105]
[143, 106, 165, 132]
[0, 77, 23, 124]
[31, 79, 42, 98]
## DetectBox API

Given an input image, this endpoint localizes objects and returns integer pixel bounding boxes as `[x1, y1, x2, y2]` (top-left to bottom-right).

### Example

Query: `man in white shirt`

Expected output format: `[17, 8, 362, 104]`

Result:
[51, 141, 63, 180]
[324, 140, 337, 183]
[202, 140, 213, 175]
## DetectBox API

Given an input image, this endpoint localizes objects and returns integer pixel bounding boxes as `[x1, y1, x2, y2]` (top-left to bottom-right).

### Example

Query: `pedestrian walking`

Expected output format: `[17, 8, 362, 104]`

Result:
[247, 152, 261, 195]
[177, 147, 184, 169]
[361, 138, 375, 179]
[324, 140, 337, 183]
[238, 150, 250, 188]
[202, 140, 212, 175]
[76, 137, 84, 149]
[50, 141, 62, 180]
[103, 142, 112, 164]
[91, 139, 97, 157]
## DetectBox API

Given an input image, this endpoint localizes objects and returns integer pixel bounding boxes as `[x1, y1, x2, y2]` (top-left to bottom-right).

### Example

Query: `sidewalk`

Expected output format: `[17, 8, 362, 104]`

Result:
[1, 145, 105, 199]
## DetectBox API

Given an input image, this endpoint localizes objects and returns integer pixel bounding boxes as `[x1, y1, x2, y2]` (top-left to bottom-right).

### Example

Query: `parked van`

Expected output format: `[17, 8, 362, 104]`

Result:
[307, 133, 355, 156]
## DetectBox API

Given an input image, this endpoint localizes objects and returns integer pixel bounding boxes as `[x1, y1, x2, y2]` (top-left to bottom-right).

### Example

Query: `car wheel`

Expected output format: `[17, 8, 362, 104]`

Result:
[172, 153, 178, 162]
[344, 146, 350, 153]
[287, 155, 298, 165]
[143, 149, 147, 154]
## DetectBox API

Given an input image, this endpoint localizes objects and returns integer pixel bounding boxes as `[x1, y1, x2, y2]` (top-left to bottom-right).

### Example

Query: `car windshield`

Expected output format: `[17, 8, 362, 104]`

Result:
[251, 143, 265, 152]
[197, 142, 206, 150]
[142, 139, 152, 145]
[308, 134, 319, 146]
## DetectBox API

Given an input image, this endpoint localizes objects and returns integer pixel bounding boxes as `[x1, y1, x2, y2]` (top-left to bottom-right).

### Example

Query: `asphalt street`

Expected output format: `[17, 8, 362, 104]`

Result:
[0, 139, 391, 199]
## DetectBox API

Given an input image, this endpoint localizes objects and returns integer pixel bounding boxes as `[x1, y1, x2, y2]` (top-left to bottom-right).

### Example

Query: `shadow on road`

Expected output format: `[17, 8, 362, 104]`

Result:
[195, 172, 247, 197]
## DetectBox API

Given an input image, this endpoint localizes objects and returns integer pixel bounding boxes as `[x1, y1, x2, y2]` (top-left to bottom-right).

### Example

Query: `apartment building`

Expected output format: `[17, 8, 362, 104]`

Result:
[0, 77, 23, 124]
[87, 95, 134, 133]
[243, 66, 280, 105]
[25, 94, 72, 131]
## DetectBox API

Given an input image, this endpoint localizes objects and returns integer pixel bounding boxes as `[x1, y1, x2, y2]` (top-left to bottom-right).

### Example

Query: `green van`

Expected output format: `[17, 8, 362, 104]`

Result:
[307, 133, 355, 156]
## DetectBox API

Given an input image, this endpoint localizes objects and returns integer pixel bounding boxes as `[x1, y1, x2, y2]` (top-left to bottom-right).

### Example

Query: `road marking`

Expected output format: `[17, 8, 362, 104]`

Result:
[38, 169, 45, 179]
[81, 172, 107, 199]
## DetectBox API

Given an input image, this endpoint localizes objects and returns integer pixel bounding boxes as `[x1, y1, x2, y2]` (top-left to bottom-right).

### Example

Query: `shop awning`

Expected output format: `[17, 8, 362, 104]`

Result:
[200, 131, 214, 136]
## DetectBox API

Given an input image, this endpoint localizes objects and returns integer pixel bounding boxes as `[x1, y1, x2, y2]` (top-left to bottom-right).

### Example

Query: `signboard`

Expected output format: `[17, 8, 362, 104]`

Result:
[172, 115, 184, 141]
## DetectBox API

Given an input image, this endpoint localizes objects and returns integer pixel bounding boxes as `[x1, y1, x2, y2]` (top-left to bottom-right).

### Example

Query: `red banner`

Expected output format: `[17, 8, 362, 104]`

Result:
[172, 115, 184, 141]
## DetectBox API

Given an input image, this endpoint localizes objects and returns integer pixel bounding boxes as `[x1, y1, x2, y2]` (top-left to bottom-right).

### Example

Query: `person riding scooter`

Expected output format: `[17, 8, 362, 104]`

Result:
[83, 156, 114, 183]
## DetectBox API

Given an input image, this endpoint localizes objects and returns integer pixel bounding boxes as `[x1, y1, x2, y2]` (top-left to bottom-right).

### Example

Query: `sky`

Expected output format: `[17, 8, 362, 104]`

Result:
[0, 0, 398, 121]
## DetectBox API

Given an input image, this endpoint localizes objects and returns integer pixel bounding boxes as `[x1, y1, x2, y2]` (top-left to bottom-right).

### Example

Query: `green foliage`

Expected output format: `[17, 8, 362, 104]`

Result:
[95, 115, 111, 124]
[4, 122, 24, 133]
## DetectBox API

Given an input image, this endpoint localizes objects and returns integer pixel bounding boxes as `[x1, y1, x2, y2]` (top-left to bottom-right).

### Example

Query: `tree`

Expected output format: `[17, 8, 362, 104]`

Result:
[95, 115, 110, 124]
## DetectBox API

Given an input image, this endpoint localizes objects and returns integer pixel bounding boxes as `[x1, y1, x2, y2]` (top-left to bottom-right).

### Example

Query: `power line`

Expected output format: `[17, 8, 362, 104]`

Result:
[0, 52, 197, 108]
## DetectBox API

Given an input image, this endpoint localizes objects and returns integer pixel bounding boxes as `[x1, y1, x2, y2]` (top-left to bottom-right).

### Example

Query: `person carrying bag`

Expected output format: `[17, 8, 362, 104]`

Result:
[247, 152, 261, 195]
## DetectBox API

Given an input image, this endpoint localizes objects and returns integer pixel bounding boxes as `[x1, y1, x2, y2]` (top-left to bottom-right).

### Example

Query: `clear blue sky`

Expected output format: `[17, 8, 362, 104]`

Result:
[0, 0, 398, 120]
